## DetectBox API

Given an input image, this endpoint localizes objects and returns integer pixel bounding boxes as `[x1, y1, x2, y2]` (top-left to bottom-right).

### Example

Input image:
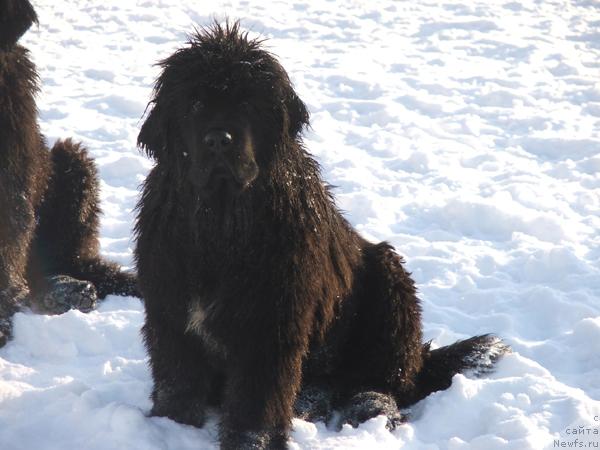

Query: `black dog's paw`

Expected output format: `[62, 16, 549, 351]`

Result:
[0, 315, 12, 348]
[151, 388, 206, 428]
[338, 391, 406, 431]
[220, 427, 287, 450]
[0, 286, 31, 347]
[0, 286, 30, 310]
[294, 384, 334, 423]
[37, 275, 98, 314]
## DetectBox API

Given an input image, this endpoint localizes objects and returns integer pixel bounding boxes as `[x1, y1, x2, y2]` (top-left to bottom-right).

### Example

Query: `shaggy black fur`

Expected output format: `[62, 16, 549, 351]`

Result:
[0, 0, 138, 347]
[136, 21, 509, 449]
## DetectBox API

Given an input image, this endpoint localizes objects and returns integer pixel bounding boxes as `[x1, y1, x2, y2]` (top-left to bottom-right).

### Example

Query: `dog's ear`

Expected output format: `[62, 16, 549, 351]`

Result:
[284, 89, 309, 137]
[0, 0, 38, 48]
[138, 105, 166, 160]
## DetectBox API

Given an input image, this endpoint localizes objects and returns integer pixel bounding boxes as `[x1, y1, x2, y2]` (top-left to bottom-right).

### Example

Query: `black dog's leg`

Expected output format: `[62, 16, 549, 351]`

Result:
[340, 242, 424, 404]
[33, 139, 139, 300]
[0, 0, 42, 346]
[0, 180, 36, 345]
[220, 355, 299, 449]
[143, 304, 216, 428]
[219, 309, 309, 450]
[0, 192, 34, 293]
[347, 243, 509, 410]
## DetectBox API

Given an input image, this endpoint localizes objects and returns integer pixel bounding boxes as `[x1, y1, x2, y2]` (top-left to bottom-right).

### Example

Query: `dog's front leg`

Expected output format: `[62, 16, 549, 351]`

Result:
[143, 298, 216, 428]
[219, 309, 309, 450]
[0, 191, 36, 346]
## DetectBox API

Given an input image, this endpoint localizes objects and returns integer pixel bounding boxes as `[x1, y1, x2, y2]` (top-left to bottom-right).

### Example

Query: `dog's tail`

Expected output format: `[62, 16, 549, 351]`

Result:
[399, 334, 509, 407]
[0, 0, 38, 49]
[33, 139, 140, 300]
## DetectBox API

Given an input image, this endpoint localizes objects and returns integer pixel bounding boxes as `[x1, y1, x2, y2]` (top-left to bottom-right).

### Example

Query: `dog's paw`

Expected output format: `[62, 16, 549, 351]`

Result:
[219, 427, 287, 450]
[37, 275, 98, 314]
[151, 387, 206, 428]
[0, 285, 30, 347]
[294, 384, 334, 423]
[0, 313, 14, 348]
[338, 391, 406, 431]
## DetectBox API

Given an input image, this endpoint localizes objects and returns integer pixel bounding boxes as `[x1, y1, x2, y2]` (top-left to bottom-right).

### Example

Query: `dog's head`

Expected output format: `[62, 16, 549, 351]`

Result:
[138, 21, 309, 197]
[0, 0, 38, 49]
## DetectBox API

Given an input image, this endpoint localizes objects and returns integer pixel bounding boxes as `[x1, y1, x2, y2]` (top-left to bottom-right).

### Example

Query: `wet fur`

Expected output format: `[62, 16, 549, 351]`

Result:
[136, 21, 508, 449]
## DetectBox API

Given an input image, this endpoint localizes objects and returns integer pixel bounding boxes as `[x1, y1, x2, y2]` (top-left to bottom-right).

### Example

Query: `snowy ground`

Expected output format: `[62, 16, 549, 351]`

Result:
[1, 0, 599, 449]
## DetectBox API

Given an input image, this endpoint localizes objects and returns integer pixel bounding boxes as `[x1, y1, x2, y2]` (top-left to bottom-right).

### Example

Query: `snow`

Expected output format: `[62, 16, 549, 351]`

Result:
[1, 0, 599, 449]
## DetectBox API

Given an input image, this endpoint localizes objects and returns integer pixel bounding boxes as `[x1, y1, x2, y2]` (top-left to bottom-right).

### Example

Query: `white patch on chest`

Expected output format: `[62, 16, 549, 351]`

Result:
[186, 299, 226, 357]
[186, 301, 207, 333]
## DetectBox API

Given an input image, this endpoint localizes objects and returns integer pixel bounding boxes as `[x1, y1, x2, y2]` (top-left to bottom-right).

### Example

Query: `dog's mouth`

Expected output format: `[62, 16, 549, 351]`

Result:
[197, 165, 244, 195]
[190, 158, 258, 199]
[209, 166, 233, 182]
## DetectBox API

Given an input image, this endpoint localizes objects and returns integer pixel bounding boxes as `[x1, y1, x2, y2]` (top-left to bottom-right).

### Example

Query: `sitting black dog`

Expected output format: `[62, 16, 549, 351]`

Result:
[136, 21, 508, 449]
[0, 0, 138, 346]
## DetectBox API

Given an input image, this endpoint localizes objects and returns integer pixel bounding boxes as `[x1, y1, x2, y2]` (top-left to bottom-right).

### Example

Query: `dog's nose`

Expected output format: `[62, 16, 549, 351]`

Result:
[203, 130, 233, 152]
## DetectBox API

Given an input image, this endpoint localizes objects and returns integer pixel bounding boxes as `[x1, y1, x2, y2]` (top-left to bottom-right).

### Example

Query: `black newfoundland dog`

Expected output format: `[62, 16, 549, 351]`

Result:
[136, 21, 508, 449]
[0, 0, 138, 346]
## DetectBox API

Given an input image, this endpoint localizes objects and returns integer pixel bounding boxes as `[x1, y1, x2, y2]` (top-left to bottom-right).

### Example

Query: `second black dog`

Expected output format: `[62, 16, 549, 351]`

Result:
[0, 0, 138, 347]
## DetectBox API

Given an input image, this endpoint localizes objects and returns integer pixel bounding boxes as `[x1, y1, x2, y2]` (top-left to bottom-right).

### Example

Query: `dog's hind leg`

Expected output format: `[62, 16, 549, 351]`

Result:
[338, 242, 424, 401]
[326, 242, 422, 428]
[33, 139, 139, 303]
[339, 242, 508, 417]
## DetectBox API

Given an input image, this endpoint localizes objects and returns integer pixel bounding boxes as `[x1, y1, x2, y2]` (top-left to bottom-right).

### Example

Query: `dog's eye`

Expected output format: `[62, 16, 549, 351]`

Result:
[191, 100, 205, 114]
[239, 101, 254, 113]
